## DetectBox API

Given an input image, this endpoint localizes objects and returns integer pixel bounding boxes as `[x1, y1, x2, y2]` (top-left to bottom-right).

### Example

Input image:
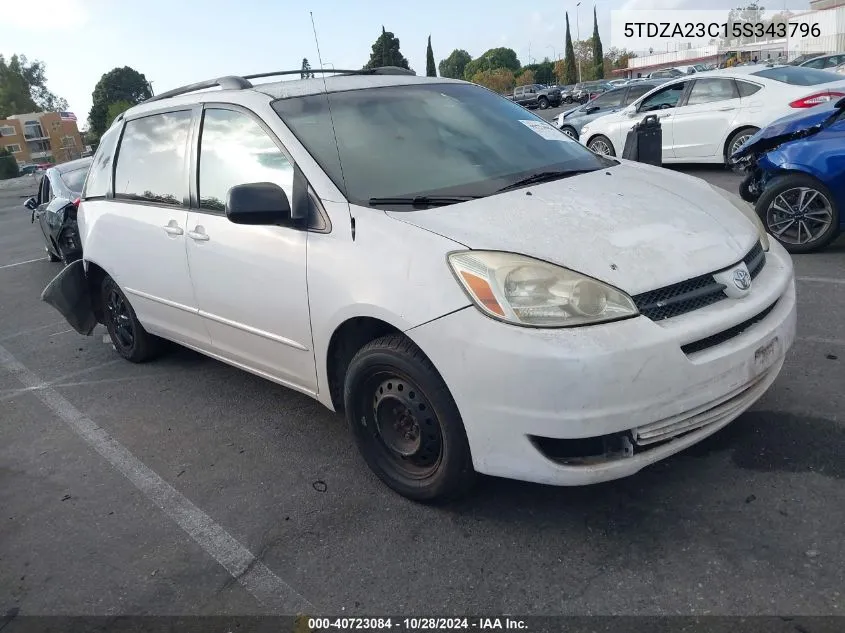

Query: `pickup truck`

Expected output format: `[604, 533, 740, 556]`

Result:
[511, 84, 562, 110]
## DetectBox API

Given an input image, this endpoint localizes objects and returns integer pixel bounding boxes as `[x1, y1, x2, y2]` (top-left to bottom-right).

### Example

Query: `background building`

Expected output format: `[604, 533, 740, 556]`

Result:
[0, 111, 83, 166]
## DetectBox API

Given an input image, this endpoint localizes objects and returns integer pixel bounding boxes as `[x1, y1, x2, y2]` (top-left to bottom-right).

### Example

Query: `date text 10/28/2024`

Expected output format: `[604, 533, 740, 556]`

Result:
[307, 617, 528, 631]
[623, 21, 821, 39]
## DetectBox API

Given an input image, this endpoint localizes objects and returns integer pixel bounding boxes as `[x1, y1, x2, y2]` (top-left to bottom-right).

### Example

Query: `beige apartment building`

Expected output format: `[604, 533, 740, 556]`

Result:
[0, 111, 84, 166]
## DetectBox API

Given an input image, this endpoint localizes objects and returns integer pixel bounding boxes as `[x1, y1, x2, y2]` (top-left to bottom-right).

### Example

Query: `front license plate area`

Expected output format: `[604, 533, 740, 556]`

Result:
[752, 336, 780, 376]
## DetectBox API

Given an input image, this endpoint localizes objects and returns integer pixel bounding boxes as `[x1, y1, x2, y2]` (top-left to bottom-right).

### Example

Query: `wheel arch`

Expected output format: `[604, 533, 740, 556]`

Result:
[723, 125, 760, 162]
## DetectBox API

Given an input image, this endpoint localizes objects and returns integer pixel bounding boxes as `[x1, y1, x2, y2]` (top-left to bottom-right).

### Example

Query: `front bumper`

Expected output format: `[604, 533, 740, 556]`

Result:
[407, 241, 796, 486]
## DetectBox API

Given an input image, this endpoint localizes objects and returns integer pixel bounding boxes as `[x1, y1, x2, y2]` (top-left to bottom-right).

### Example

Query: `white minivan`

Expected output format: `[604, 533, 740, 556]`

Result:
[43, 68, 796, 502]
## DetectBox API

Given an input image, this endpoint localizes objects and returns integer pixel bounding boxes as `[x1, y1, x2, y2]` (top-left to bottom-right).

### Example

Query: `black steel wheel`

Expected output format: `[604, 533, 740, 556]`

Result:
[538, 96, 550, 109]
[344, 334, 475, 502]
[101, 276, 165, 363]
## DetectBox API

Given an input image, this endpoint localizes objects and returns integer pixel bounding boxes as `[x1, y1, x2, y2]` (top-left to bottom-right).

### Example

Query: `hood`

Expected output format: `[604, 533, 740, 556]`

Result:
[387, 163, 758, 296]
[732, 98, 844, 159]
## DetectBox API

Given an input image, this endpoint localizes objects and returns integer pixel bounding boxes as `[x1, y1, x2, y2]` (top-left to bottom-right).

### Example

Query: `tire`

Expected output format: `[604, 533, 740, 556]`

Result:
[588, 135, 616, 157]
[755, 173, 840, 254]
[725, 126, 759, 163]
[560, 126, 578, 140]
[538, 97, 549, 110]
[101, 275, 166, 362]
[738, 175, 758, 203]
[344, 334, 476, 503]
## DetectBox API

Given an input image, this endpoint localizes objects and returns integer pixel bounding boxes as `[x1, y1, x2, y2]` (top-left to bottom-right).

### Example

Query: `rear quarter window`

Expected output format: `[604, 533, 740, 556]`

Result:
[752, 66, 843, 86]
[82, 125, 121, 199]
[736, 81, 762, 97]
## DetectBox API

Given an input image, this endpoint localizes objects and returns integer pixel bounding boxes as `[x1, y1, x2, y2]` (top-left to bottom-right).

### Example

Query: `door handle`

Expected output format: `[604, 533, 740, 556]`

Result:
[187, 229, 209, 242]
[163, 223, 183, 236]
[717, 106, 736, 111]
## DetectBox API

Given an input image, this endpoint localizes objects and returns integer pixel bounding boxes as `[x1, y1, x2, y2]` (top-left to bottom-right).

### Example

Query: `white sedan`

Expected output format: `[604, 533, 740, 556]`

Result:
[579, 65, 845, 163]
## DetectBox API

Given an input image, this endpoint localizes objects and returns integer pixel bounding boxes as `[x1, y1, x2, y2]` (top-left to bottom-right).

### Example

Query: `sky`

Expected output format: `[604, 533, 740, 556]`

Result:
[3, 0, 787, 129]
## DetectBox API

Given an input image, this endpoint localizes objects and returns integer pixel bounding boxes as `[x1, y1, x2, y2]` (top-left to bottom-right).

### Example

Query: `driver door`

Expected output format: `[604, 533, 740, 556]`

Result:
[627, 80, 691, 161]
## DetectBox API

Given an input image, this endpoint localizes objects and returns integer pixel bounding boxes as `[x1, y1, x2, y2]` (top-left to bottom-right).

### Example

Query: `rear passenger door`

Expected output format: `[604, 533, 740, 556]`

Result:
[185, 105, 316, 394]
[671, 78, 741, 159]
[102, 108, 207, 347]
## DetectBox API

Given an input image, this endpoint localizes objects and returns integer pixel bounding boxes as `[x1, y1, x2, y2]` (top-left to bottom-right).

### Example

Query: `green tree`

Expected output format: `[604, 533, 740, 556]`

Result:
[300, 58, 314, 79]
[463, 47, 521, 80]
[574, 40, 597, 81]
[438, 49, 472, 79]
[592, 7, 604, 79]
[470, 68, 516, 94]
[521, 59, 556, 85]
[89, 66, 152, 138]
[364, 26, 411, 70]
[426, 36, 437, 77]
[0, 54, 67, 118]
[563, 13, 577, 84]
[516, 69, 536, 86]
[106, 100, 133, 128]
[0, 147, 20, 180]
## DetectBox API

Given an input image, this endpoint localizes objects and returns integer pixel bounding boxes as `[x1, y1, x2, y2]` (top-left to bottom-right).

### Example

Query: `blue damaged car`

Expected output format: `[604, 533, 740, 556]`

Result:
[732, 96, 845, 253]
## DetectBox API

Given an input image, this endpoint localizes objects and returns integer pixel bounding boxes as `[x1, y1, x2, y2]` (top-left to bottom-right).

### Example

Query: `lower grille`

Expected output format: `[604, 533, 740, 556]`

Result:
[633, 363, 778, 446]
[633, 242, 766, 322]
[681, 301, 778, 355]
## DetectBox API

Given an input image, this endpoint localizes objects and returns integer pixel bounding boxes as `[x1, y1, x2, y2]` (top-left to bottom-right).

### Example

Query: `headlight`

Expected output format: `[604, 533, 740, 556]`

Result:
[448, 251, 638, 327]
[711, 185, 769, 251]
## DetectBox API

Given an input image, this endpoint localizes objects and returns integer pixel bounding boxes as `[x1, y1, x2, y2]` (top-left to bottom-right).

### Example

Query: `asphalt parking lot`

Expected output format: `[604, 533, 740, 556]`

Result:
[1, 162, 844, 619]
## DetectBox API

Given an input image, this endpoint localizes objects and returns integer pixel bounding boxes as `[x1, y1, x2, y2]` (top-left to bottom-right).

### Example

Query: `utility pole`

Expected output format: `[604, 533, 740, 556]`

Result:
[147, 81, 155, 96]
[576, 2, 582, 82]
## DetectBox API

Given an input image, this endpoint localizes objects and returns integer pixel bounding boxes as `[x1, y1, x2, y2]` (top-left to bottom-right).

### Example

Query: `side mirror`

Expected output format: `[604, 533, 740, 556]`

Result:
[585, 105, 601, 114]
[625, 107, 638, 117]
[24, 197, 38, 211]
[225, 182, 292, 226]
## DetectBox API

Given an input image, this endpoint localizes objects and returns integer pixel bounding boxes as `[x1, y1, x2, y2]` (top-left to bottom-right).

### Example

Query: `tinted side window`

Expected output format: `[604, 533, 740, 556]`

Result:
[736, 81, 762, 97]
[685, 78, 739, 105]
[625, 84, 654, 104]
[114, 110, 192, 206]
[198, 108, 293, 213]
[589, 89, 625, 107]
[83, 124, 121, 199]
[639, 82, 686, 111]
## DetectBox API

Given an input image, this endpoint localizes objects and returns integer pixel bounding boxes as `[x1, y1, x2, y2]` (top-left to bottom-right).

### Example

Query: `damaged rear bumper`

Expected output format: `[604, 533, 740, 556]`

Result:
[40, 259, 97, 335]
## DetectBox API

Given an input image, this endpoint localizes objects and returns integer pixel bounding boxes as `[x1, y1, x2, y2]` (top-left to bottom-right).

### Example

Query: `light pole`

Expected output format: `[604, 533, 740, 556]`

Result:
[547, 45, 559, 83]
[575, 2, 582, 82]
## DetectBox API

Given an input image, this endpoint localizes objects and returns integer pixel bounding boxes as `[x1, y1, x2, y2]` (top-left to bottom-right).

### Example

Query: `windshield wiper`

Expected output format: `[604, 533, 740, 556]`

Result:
[368, 195, 480, 207]
[496, 170, 594, 193]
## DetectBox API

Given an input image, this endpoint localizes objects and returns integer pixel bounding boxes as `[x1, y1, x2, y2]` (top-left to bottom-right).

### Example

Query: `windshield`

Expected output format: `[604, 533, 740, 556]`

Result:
[752, 66, 843, 85]
[60, 167, 89, 194]
[272, 83, 610, 206]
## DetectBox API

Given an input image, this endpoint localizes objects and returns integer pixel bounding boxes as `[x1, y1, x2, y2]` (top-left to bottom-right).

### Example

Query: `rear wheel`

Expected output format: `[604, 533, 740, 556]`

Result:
[755, 173, 839, 253]
[102, 276, 166, 362]
[725, 126, 759, 163]
[344, 334, 475, 502]
[588, 135, 616, 157]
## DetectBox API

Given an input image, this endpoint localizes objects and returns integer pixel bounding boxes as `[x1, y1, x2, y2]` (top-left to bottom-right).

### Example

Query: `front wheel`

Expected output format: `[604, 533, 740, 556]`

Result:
[588, 135, 616, 157]
[755, 173, 839, 254]
[560, 126, 578, 140]
[726, 127, 759, 163]
[538, 97, 549, 109]
[344, 334, 476, 503]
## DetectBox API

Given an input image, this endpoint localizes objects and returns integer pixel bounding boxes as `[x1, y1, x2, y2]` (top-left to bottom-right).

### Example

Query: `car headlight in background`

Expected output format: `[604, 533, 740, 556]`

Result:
[711, 184, 770, 251]
[448, 251, 638, 327]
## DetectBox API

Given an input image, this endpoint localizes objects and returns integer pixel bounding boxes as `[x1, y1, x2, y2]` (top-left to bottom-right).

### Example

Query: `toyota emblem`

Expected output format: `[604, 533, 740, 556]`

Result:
[733, 269, 751, 290]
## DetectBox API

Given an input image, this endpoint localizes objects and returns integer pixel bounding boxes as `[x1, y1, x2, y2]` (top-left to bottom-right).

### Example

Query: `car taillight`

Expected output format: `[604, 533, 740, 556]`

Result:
[72, 197, 81, 207]
[789, 91, 845, 108]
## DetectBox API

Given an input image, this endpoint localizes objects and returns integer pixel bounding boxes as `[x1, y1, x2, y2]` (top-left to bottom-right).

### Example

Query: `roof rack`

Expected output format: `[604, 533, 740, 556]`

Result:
[141, 66, 416, 105]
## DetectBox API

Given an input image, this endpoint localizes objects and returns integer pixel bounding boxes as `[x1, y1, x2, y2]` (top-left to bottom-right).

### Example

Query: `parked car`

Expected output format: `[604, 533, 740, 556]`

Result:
[19, 164, 39, 176]
[512, 84, 562, 109]
[572, 81, 612, 103]
[732, 96, 844, 253]
[24, 157, 93, 265]
[648, 68, 685, 79]
[836, 62, 845, 76]
[555, 80, 667, 139]
[799, 52, 845, 70]
[579, 65, 845, 163]
[790, 52, 826, 66]
[42, 69, 795, 502]
[559, 85, 577, 103]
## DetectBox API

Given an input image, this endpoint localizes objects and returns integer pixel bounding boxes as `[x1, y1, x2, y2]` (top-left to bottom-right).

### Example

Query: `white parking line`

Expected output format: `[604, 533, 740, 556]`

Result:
[797, 276, 845, 286]
[0, 342, 314, 615]
[0, 320, 69, 342]
[0, 257, 43, 270]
